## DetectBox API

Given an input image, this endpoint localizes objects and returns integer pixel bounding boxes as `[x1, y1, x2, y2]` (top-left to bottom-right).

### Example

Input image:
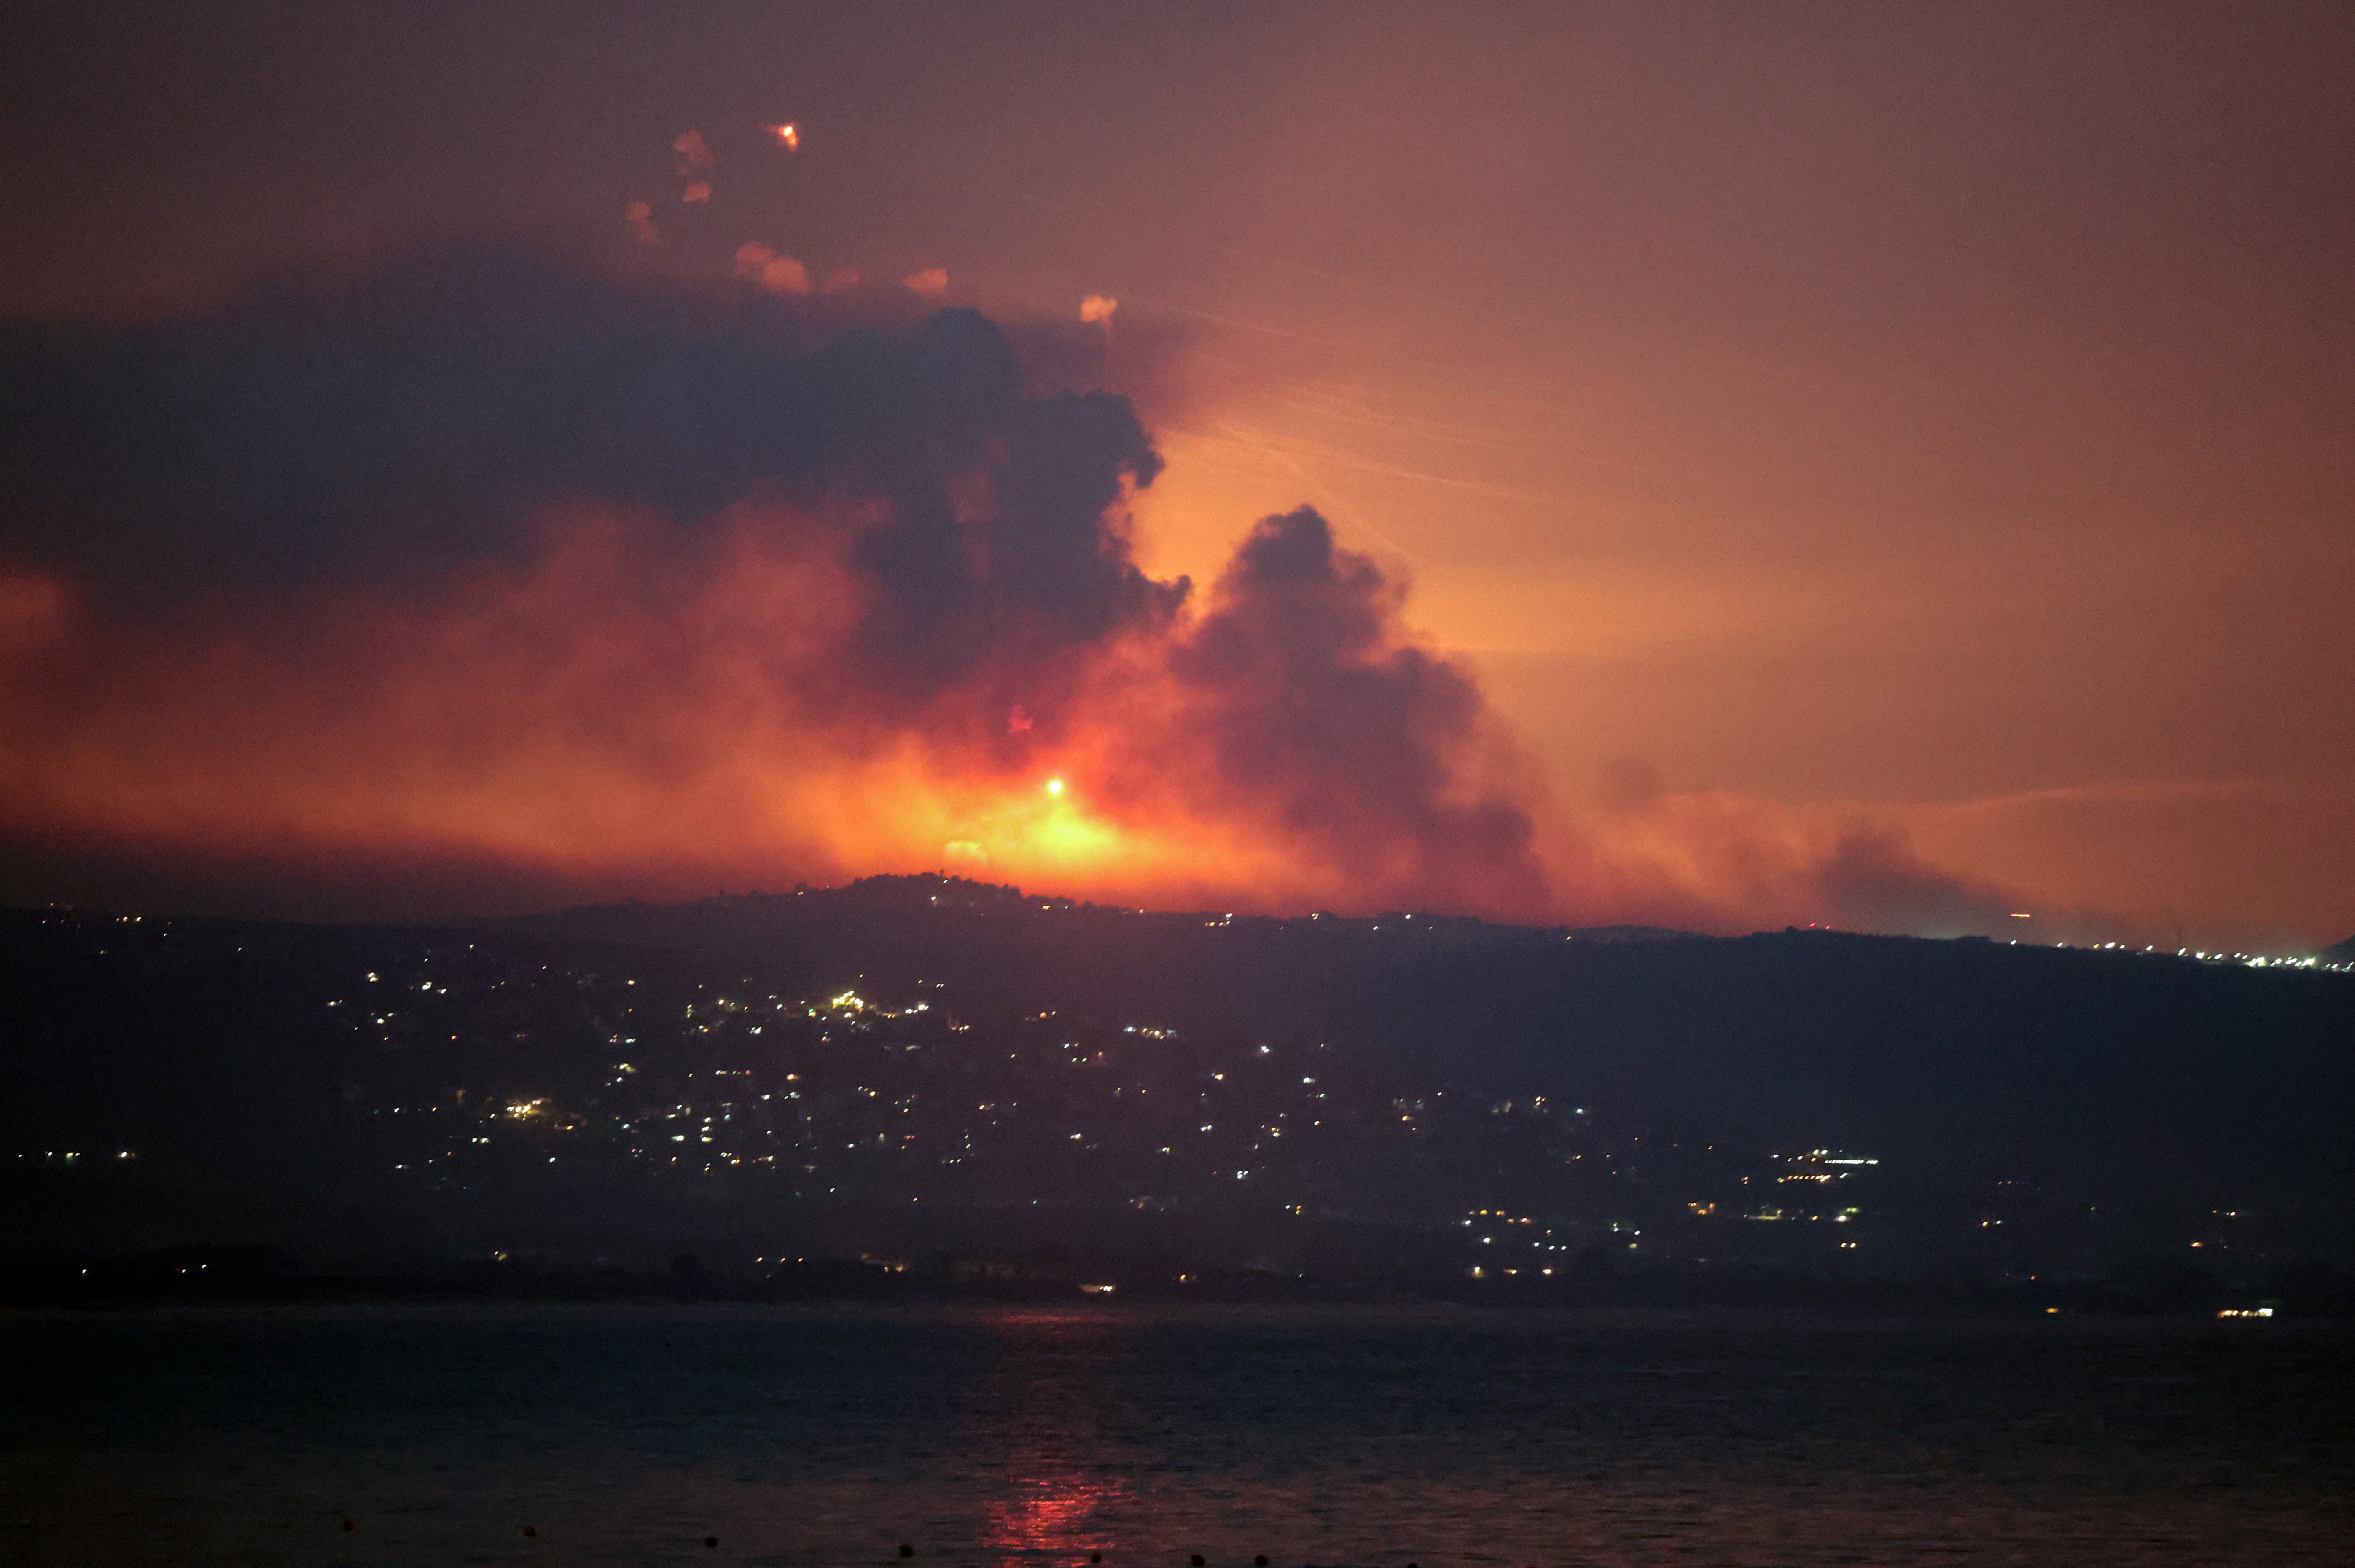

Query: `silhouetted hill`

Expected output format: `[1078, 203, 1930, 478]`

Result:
[6, 883, 2353, 1297]
[513, 880, 2355, 1211]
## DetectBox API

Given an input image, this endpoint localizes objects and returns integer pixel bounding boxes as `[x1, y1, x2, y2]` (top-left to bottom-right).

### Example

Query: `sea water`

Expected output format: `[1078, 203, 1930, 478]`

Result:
[2, 1303, 2347, 1565]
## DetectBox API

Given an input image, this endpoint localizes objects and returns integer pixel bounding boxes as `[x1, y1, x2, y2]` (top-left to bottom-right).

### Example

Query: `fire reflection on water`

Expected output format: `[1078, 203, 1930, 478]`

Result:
[974, 1311, 1133, 1564]
[5, 1306, 2344, 1567]
[981, 1470, 1123, 1563]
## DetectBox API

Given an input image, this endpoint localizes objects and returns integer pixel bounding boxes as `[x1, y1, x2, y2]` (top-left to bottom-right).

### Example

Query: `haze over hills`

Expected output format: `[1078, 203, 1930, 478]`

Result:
[6, 876, 2352, 1307]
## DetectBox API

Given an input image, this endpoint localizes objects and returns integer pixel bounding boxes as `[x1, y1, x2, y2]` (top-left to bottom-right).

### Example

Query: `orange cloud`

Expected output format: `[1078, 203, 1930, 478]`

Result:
[733, 243, 811, 295]
[1080, 294, 1118, 324]
[901, 267, 949, 296]
[0, 505, 1541, 918]
[623, 200, 660, 244]
[0, 510, 2060, 936]
[0, 255, 2063, 940]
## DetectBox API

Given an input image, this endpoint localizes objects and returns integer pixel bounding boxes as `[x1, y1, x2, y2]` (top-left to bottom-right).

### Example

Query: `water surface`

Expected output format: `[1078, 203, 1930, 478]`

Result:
[3, 1303, 2348, 1565]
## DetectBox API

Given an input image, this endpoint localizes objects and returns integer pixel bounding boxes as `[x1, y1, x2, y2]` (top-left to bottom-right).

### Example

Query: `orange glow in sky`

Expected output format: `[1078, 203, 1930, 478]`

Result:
[0, 6, 2348, 952]
[0, 504, 1551, 923]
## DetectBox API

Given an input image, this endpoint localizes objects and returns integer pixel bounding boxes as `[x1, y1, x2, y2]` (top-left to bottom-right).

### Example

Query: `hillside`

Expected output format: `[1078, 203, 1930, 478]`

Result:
[518, 877, 2355, 1215]
[5, 878, 2352, 1300]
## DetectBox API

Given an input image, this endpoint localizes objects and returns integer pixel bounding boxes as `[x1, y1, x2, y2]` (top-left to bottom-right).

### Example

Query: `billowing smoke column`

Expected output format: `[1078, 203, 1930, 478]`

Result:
[1159, 507, 1548, 913]
[0, 247, 1554, 918]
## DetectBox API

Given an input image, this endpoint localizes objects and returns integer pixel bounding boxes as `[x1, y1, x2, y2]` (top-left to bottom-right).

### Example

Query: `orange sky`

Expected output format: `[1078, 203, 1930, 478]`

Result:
[1, 3, 2349, 949]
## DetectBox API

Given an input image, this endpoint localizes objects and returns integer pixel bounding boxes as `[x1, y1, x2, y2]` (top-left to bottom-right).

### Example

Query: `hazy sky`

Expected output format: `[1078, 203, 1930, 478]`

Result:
[3, 2, 2350, 948]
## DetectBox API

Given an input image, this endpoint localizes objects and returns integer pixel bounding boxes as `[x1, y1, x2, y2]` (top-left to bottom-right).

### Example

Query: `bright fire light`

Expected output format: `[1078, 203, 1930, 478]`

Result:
[1046, 779, 1064, 795]
[768, 123, 799, 150]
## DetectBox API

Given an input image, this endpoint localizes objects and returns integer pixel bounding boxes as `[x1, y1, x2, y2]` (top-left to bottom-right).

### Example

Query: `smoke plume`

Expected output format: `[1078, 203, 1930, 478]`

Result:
[0, 243, 2058, 934]
[0, 246, 1553, 918]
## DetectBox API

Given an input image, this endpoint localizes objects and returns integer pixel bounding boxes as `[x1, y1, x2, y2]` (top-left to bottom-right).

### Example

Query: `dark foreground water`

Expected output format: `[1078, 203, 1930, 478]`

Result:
[2, 1304, 2349, 1566]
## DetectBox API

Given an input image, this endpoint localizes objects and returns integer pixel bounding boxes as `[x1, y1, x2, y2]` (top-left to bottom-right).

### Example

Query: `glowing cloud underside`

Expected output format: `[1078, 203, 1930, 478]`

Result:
[0, 248, 2039, 934]
[0, 252, 1558, 919]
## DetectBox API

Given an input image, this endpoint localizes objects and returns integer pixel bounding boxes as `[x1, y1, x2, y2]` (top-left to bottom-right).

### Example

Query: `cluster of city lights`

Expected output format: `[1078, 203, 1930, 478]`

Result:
[2010, 938, 2351, 973]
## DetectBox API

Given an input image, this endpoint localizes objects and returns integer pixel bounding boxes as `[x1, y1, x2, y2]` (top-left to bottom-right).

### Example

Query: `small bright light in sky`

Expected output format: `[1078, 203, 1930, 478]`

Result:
[1046, 779, 1064, 795]
[767, 123, 799, 150]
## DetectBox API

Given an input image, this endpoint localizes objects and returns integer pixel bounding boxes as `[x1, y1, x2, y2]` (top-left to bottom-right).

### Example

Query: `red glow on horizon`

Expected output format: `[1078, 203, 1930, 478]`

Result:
[0, 501, 2143, 941]
[0, 507, 1565, 921]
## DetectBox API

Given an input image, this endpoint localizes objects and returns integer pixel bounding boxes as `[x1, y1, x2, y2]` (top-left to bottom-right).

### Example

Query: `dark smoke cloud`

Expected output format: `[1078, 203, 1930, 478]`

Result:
[0, 245, 1178, 712]
[1167, 507, 1548, 910]
[1801, 824, 2018, 937]
[0, 245, 1565, 919]
[0, 243, 2048, 932]
[849, 384, 1183, 711]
